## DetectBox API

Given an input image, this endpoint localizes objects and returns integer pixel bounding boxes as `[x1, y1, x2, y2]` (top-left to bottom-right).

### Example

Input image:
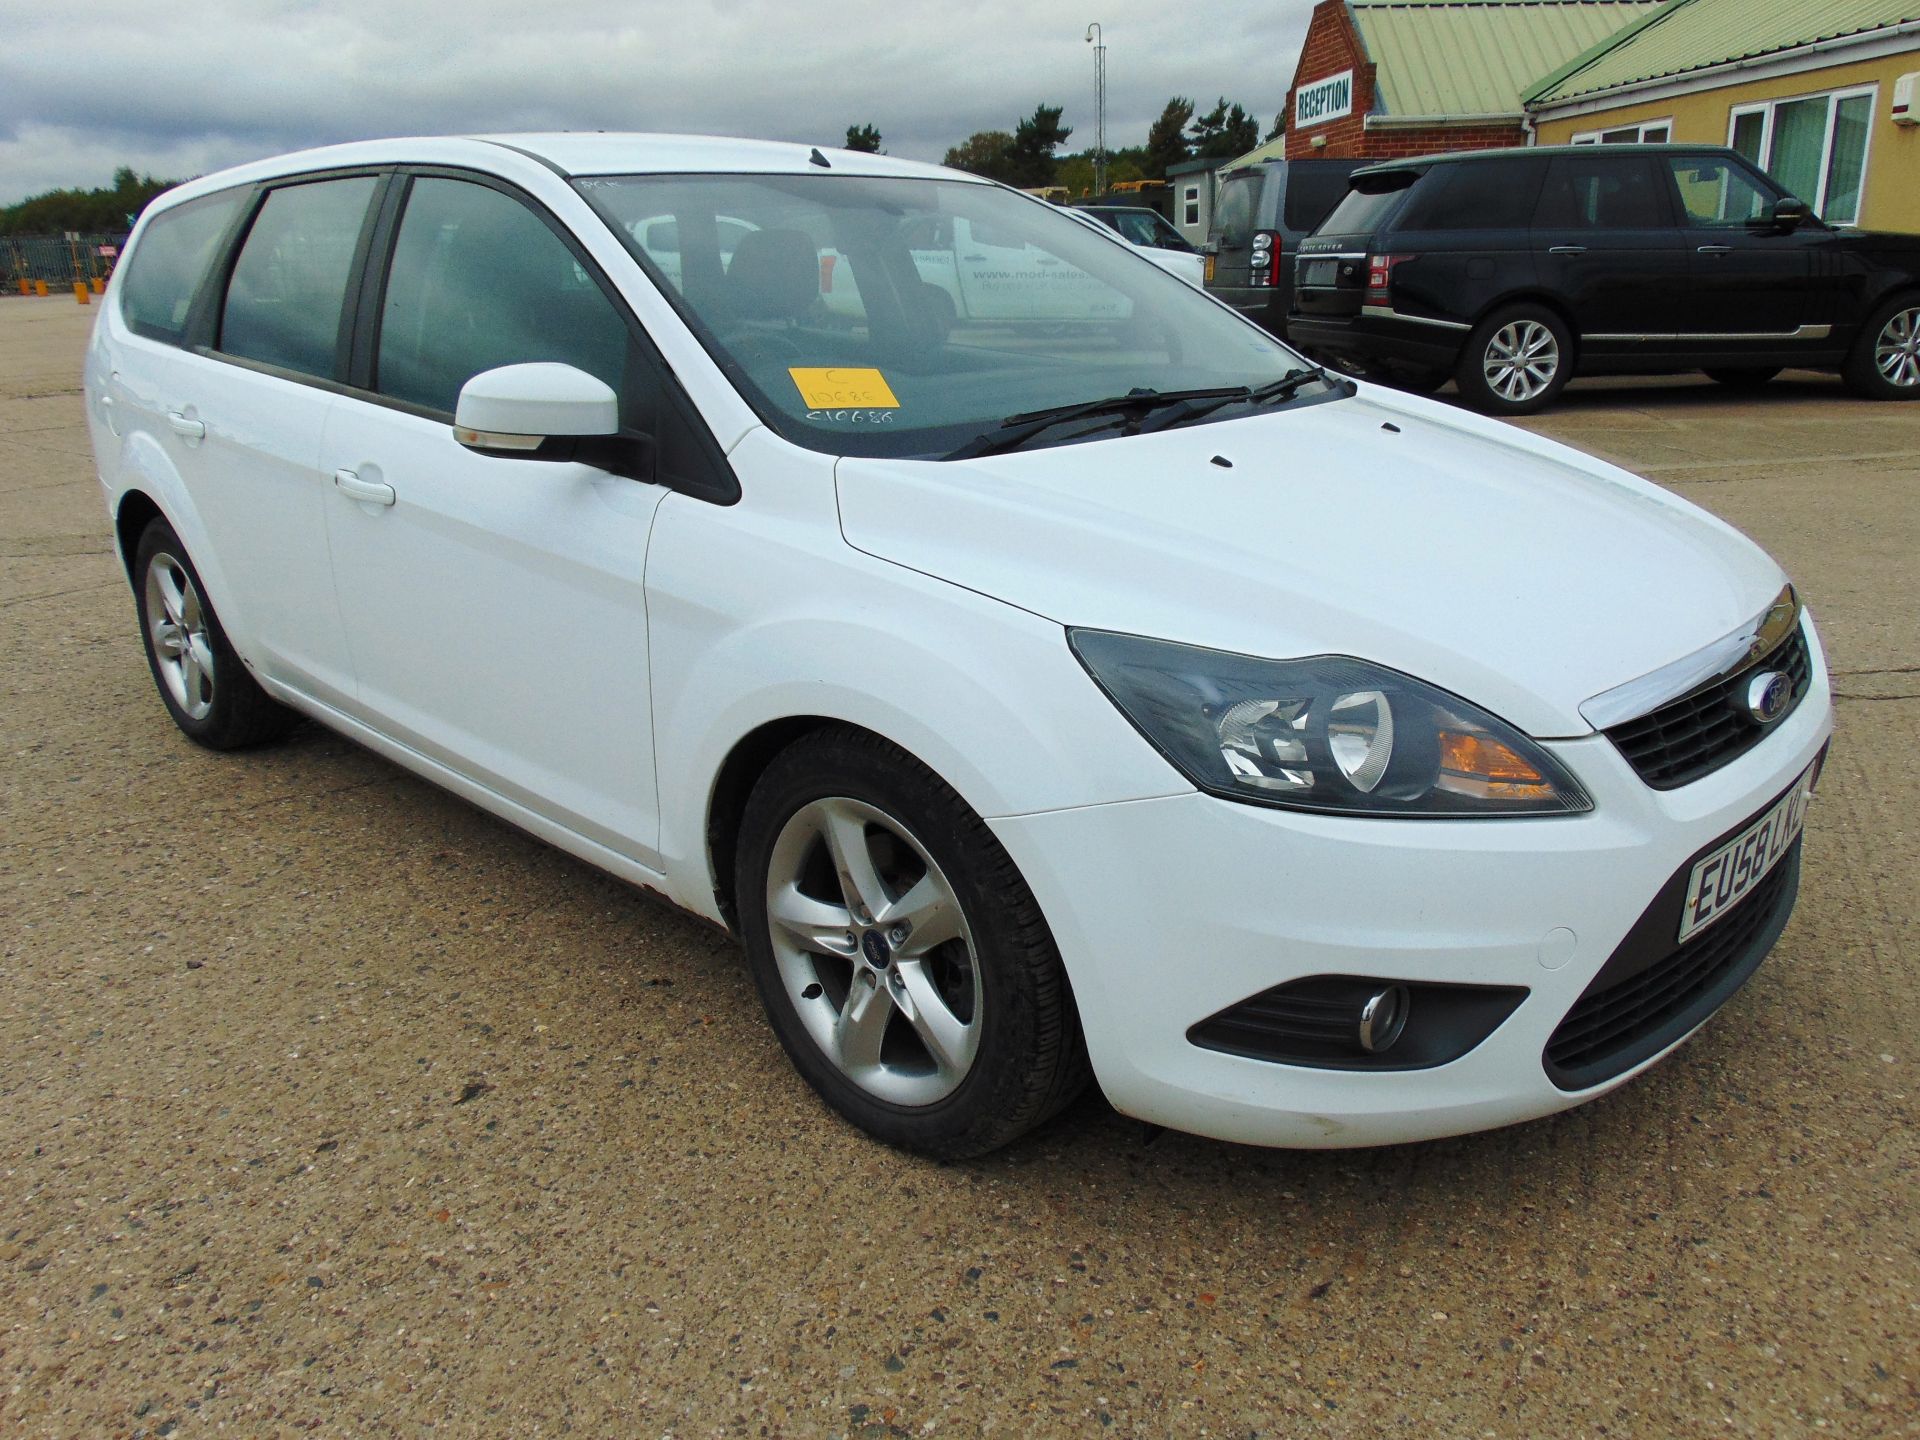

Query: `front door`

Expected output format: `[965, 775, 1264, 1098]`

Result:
[1660, 153, 1815, 337]
[320, 174, 669, 865]
[1530, 152, 1691, 341]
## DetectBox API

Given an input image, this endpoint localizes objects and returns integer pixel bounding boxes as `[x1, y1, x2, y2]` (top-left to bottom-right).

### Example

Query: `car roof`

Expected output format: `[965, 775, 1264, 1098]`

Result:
[1080, 204, 1161, 216]
[153, 132, 970, 209]
[1351, 142, 1742, 178]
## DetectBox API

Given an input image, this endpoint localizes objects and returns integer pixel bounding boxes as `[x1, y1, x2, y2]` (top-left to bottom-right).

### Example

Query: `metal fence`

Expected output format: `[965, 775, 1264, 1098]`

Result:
[3, 233, 126, 293]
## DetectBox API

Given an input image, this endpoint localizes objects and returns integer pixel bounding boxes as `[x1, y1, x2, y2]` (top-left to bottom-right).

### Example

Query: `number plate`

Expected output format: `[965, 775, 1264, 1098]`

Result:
[1677, 765, 1815, 943]
[1204, 255, 1215, 284]
[1302, 258, 1337, 287]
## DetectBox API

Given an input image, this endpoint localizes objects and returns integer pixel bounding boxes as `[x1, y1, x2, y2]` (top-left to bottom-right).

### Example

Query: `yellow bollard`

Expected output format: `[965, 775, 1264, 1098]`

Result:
[92, 277, 105, 294]
[15, 278, 28, 296]
[35, 279, 49, 297]
[74, 281, 91, 305]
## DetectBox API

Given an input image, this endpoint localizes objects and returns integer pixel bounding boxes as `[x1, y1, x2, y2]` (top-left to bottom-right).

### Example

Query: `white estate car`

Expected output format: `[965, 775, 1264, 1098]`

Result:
[86, 134, 1832, 1157]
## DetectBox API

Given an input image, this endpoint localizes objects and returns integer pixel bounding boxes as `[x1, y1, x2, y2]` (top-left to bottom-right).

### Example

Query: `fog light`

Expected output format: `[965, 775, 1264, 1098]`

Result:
[1358, 984, 1410, 1053]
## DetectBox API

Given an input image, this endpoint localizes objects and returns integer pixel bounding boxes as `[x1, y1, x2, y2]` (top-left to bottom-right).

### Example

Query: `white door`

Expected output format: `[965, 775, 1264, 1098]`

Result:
[150, 176, 380, 705]
[320, 175, 670, 865]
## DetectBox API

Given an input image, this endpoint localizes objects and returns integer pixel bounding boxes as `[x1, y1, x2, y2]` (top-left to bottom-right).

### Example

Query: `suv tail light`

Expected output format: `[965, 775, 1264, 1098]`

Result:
[1366, 253, 1411, 306]
[1248, 230, 1283, 288]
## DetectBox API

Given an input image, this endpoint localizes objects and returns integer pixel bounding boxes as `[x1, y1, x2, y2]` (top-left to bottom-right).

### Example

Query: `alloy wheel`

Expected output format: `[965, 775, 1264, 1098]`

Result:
[763, 796, 982, 1106]
[1483, 319, 1560, 404]
[144, 550, 215, 721]
[1874, 306, 1920, 389]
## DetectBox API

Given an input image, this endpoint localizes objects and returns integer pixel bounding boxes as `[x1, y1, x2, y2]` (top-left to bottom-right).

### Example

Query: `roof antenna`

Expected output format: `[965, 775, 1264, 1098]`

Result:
[809, 147, 832, 168]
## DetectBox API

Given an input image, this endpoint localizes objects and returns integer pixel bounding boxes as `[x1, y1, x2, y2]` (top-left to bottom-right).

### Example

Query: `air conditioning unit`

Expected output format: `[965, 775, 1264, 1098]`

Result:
[1895, 72, 1919, 126]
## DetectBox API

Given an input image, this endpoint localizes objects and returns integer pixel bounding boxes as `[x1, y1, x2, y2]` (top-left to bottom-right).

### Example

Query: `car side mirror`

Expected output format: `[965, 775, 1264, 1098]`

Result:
[454, 363, 619, 453]
[1770, 197, 1808, 233]
[453, 363, 654, 479]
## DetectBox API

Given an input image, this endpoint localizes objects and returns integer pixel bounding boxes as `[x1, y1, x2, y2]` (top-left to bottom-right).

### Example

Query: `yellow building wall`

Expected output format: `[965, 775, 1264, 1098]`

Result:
[1533, 46, 1920, 232]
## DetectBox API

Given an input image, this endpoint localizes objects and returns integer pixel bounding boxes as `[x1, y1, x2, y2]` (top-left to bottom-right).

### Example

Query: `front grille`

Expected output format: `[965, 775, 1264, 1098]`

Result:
[1544, 846, 1798, 1090]
[1605, 625, 1811, 789]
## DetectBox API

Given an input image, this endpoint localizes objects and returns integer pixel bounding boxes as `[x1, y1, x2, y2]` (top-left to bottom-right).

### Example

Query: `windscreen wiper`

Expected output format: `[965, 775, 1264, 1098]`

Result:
[945, 386, 1254, 460]
[1131, 366, 1349, 435]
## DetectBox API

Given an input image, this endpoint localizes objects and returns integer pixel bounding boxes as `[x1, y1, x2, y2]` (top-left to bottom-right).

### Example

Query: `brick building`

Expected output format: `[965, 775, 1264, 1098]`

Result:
[1284, 0, 1663, 160]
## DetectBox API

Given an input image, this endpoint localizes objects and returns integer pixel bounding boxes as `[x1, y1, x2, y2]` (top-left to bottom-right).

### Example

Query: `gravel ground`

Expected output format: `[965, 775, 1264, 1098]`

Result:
[2, 294, 1915, 1437]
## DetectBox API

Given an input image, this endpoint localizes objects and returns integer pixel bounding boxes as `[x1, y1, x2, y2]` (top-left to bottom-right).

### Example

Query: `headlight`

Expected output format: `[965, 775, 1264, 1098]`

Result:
[1070, 630, 1591, 818]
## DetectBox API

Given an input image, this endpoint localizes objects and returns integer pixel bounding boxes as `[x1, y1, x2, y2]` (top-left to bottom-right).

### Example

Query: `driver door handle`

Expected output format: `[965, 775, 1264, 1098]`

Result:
[1697, 244, 1733, 255]
[1546, 245, 1586, 256]
[334, 468, 396, 506]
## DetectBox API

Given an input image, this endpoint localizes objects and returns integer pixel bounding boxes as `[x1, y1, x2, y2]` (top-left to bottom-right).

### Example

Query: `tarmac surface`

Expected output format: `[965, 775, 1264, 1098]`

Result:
[1, 293, 1915, 1437]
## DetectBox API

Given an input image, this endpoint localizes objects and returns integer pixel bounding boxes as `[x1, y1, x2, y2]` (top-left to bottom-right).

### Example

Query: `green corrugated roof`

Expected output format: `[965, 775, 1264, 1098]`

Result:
[1352, 1, 1666, 117]
[1526, 0, 1920, 105]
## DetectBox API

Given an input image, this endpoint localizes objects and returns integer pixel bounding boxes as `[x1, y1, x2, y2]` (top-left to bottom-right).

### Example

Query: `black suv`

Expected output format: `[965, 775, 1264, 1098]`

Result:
[1205, 158, 1364, 338]
[1289, 145, 1920, 414]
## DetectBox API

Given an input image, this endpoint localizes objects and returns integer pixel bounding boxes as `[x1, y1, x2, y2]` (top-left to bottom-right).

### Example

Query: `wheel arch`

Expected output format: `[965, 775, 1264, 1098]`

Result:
[705, 714, 843, 932]
[113, 488, 165, 585]
[1470, 292, 1581, 360]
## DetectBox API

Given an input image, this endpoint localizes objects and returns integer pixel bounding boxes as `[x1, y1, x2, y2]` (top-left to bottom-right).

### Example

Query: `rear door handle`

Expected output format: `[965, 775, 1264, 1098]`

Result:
[1546, 245, 1586, 256]
[165, 410, 205, 440]
[1697, 244, 1733, 255]
[334, 468, 396, 506]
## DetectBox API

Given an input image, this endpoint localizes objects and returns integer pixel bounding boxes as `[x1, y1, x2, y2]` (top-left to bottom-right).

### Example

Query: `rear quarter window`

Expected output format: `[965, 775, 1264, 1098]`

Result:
[118, 190, 247, 345]
[1211, 175, 1258, 247]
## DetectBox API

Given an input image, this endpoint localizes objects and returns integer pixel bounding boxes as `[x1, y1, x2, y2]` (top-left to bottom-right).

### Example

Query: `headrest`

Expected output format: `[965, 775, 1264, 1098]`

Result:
[726, 228, 820, 322]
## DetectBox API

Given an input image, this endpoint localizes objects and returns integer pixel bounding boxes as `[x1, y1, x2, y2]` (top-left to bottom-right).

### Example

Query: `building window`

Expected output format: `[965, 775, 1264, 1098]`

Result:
[1729, 86, 1873, 225]
[1571, 119, 1672, 145]
[1183, 186, 1200, 227]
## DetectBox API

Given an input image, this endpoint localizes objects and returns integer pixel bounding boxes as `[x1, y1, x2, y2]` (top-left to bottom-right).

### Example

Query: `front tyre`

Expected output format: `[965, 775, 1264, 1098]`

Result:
[1454, 304, 1571, 416]
[1843, 295, 1920, 400]
[736, 727, 1089, 1158]
[132, 518, 295, 750]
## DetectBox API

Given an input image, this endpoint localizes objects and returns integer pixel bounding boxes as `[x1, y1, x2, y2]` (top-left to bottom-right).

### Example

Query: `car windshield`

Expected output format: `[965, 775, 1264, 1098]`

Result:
[576, 172, 1317, 459]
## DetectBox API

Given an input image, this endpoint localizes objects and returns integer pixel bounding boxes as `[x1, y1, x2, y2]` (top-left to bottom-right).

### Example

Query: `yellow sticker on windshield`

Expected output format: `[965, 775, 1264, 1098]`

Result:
[788, 367, 900, 409]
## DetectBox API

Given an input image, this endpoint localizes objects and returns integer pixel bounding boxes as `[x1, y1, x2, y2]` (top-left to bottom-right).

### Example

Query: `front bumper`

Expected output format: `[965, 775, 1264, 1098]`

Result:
[988, 627, 1833, 1148]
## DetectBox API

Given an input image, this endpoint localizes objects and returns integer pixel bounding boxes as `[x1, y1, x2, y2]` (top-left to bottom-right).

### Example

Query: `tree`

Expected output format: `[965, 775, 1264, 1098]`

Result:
[844, 124, 883, 153]
[1005, 104, 1073, 188]
[1188, 97, 1260, 161]
[1265, 109, 1287, 143]
[1144, 96, 1194, 179]
[0, 166, 183, 236]
[943, 130, 1018, 182]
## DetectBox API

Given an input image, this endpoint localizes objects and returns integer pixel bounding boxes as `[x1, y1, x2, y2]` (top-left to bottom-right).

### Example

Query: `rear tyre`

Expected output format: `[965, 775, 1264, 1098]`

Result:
[736, 727, 1090, 1158]
[1704, 367, 1781, 388]
[1454, 304, 1571, 416]
[1842, 294, 1920, 400]
[132, 518, 295, 750]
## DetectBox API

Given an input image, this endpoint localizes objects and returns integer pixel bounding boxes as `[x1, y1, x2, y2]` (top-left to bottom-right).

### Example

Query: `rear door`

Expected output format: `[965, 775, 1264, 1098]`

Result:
[1292, 168, 1422, 320]
[1206, 168, 1263, 289]
[1531, 152, 1690, 341]
[183, 173, 383, 705]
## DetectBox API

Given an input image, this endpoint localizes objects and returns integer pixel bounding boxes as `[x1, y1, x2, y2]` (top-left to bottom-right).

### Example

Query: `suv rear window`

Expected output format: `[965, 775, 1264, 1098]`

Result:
[1397, 158, 1547, 230]
[1212, 174, 1258, 247]
[1317, 170, 1418, 237]
[119, 190, 247, 345]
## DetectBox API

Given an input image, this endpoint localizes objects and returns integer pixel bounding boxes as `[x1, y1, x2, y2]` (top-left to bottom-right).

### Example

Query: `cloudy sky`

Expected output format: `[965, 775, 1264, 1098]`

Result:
[0, 0, 1319, 204]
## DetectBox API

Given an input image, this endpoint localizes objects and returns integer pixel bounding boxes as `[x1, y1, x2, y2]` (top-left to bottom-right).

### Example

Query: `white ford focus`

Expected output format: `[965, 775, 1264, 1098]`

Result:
[85, 135, 1832, 1157]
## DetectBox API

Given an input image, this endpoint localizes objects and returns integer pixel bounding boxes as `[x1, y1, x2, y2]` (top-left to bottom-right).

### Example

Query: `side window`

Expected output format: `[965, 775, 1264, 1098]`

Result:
[1666, 155, 1777, 226]
[119, 190, 247, 345]
[1399, 159, 1546, 231]
[375, 178, 633, 417]
[1535, 155, 1668, 229]
[219, 176, 378, 378]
